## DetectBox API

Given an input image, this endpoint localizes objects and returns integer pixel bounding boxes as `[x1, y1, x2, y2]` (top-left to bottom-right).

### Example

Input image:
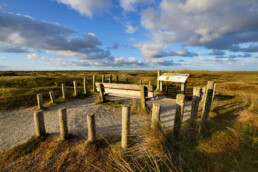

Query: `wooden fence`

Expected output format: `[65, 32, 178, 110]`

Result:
[33, 76, 216, 151]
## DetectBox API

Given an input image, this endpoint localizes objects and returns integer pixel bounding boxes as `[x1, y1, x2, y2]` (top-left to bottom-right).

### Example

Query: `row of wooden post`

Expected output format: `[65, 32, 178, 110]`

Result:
[33, 104, 146, 149]
[37, 75, 151, 110]
[172, 81, 216, 139]
[37, 78, 88, 109]
[100, 75, 151, 86]
[34, 81, 216, 150]
[33, 108, 94, 142]
[190, 81, 216, 121]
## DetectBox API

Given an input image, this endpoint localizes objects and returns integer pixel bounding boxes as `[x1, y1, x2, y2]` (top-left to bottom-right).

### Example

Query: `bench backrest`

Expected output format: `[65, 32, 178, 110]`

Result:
[96, 83, 154, 98]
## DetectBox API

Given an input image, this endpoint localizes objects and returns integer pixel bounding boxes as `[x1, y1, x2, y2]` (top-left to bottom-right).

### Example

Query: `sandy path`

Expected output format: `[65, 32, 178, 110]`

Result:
[0, 95, 191, 151]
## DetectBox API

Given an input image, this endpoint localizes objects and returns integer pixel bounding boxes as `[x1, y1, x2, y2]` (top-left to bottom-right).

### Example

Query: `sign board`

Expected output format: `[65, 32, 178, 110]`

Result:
[158, 73, 189, 83]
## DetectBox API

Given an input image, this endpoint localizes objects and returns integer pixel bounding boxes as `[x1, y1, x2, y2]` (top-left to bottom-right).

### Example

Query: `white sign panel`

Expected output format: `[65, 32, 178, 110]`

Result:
[158, 73, 189, 83]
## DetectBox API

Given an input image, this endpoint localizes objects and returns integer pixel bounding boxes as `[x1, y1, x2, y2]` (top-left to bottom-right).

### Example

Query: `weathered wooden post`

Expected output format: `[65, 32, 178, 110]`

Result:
[102, 75, 105, 83]
[157, 70, 161, 90]
[37, 93, 43, 109]
[190, 87, 201, 120]
[121, 105, 130, 150]
[160, 81, 163, 91]
[181, 82, 186, 94]
[92, 76, 96, 93]
[166, 85, 168, 93]
[73, 81, 78, 96]
[149, 81, 151, 86]
[212, 83, 216, 103]
[151, 103, 161, 129]
[202, 81, 215, 121]
[62, 83, 67, 100]
[125, 77, 128, 84]
[116, 76, 119, 83]
[34, 110, 46, 137]
[140, 80, 142, 85]
[173, 94, 185, 140]
[83, 77, 87, 94]
[109, 75, 112, 83]
[140, 86, 147, 110]
[201, 87, 206, 101]
[98, 83, 105, 102]
[49, 91, 55, 104]
[87, 113, 96, 143]
[58, 108, 68, 140]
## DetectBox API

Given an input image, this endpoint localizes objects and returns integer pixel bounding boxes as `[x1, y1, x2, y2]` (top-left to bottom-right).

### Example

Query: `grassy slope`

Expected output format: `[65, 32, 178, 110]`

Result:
[0, 71, 257, 171]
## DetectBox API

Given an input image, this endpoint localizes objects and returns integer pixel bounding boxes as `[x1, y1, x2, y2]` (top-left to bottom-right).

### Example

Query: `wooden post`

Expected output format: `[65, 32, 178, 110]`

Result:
[140, 80, 142, 85]
[151, 103, 161, 129]
[87, 113, 96, 142]
[181, 82, 186, 94]
[116, 76, 119, 83]
[166, 85, 168, 93]
[58, 108, 68, 140]
[160, 81, 163, 91]
[37, 93, 43, 109]
[62, 84, 67, 100]
[149, 81, 151, 86]
[98, 83, 105, 102]
[140, 86, 147, 110]
[83, 77, 87, 94]
[173, 94, 185, 140]
[34, 110, 46, 137]
[121, 105, 130, 149]
[73, 81, 78, 96]
[190, 87, 201, 120]
[109, 75, 112, 83]
[157, 70, 161, 90]
[102, 75, 105, 83]
[125, 77, 128, 84]
[202, 81, 215, 121]
[212, 83, 216, 103]
[92, 76, 96, 93]
[49, 91, 55, 104]
[201, 87, 206, 101]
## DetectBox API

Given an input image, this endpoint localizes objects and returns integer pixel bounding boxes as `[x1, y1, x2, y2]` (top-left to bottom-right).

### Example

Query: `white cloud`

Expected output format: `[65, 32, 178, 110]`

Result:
[133, 42, 170, 58]
[132, 42, 197, 58]
[26, 53, 39, 60]
[141, 0, 258, 49]
[146, 58, 179, 66]
[56, 0, 111, 18]
[125, 24, 137, 34]
[0, 11, 117, 62]
[0, 12, 101, 51]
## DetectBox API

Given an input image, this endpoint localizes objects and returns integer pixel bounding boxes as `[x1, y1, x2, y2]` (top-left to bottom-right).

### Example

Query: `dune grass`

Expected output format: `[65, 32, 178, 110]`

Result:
[0, 70, 257, 171]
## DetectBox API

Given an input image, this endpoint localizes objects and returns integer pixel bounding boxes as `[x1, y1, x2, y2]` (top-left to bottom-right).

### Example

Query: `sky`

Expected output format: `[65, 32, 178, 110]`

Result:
[0, 0, 258, 71]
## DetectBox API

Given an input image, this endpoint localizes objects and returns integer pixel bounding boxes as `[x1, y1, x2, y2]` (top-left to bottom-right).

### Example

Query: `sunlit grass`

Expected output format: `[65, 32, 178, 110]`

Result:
[0, 70, 257, 171]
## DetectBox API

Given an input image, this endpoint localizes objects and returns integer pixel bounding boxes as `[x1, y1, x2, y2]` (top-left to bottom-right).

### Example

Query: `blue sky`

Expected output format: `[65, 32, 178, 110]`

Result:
[0, 0, 257, 71]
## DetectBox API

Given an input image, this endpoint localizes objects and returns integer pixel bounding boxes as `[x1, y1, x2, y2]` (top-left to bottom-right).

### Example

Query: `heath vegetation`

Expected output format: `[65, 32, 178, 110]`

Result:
[0, 70, 257, 171]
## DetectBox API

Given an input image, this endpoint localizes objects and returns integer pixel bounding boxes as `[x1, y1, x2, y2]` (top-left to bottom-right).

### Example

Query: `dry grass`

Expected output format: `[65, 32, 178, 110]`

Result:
[0, 70, 257, 171]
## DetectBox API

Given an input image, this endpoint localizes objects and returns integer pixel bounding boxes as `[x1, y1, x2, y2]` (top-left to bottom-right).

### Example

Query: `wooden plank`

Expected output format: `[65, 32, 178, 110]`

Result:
[96, 87, 153, 98]
[96, 83, 153, 91]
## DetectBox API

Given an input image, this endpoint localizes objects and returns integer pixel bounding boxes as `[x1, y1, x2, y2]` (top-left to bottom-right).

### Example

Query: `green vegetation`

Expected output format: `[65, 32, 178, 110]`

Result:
[0, 70, 257, 171]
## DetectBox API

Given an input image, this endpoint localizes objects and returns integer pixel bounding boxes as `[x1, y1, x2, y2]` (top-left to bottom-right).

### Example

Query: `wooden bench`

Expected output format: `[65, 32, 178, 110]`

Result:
[96, 83, 155, 99]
